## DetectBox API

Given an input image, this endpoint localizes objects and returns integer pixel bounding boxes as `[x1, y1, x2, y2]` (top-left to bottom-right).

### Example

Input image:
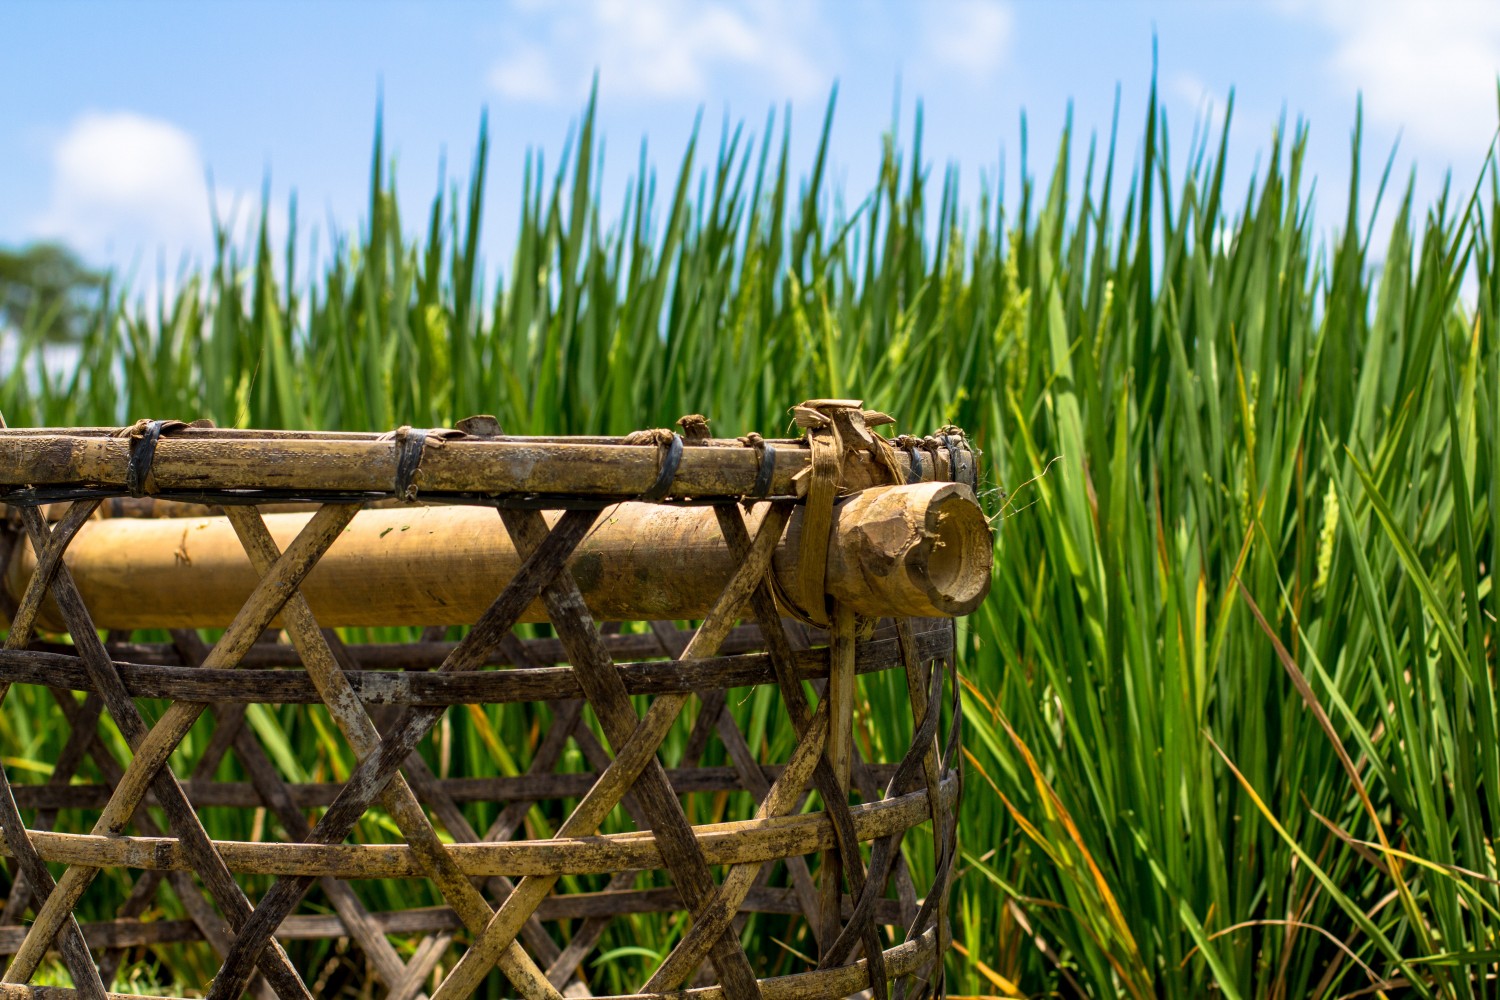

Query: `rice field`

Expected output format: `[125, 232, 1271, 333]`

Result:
[3, 85, 1499, 998]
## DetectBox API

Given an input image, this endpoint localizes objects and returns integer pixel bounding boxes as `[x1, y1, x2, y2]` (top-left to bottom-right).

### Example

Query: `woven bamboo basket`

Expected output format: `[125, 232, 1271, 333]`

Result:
[0, 400, 988, 1000]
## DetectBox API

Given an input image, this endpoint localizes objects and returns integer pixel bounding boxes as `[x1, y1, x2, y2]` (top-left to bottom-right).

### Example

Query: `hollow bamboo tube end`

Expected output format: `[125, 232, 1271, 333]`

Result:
[822, 482, 992, 618]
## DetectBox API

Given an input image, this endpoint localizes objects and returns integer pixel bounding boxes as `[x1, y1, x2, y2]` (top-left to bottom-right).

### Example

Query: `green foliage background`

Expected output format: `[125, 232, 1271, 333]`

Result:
[4, 85, 1500, 998]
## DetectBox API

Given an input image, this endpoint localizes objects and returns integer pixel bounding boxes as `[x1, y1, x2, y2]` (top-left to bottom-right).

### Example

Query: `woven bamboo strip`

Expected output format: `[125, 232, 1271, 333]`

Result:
[668, 613, 825, 953]
[0, 507, 104, 995]
[25, 623, 781, 667]
[430, 505, 792, 998]
[4, 505, 355, 996]
[87, 671, 267, 994]
[229, 508, 568, 992]
[2, 500, 97, 646]
[0, 925, 941, 1000]
[197, 510, 607, 1000]
[898, 617, 952, 974]
[39, 687, 278, 1000]
[234, 515, 579, 995]
[0, 892, 909, 957]
[499, 506, 762, 998]
[0, 773, 948, 875]
[819, 603, 858, 955]
[153, 628, 420, 994]
[713, 503, 893, 989]
[820, 651, 945, 969]
[0, 627, 948, 706]
[643, 696, 832, 992]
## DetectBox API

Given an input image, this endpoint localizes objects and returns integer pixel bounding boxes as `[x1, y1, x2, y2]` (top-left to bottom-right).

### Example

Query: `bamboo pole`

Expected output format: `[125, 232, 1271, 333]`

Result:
[0, 432, 959, 499]
[4, 484, 990, 630]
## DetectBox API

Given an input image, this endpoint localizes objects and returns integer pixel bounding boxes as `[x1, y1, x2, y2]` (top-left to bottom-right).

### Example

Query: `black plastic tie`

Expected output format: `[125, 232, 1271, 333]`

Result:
[905, 445, 924, 484]
[749, 442, 777, 499]
[639, 433, 684, 501]
[393, 427, 428, 501]
[944, 434, 968, 486]
[126, 420, 167, 498]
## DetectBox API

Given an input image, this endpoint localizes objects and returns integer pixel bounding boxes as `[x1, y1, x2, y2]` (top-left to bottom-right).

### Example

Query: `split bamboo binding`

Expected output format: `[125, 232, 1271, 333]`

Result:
[0, 401, 987, 1000]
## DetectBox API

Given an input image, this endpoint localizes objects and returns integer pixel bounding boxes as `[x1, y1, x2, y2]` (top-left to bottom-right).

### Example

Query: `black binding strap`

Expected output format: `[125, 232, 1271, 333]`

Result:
[639, 433, 684, 501]
[749, 442, 776, 498]
[944, 434, 968, 487]
[905, 445, 924, 484]
[922, 436, 945, 482]
[392, 427, 428, 501]
[125, 420, 167, 498]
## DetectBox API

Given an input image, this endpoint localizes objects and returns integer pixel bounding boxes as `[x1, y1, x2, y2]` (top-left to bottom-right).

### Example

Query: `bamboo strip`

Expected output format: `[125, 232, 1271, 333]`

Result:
[644, 697, 831, 992]
[669, 616, 825, 951]
[0, 431, 962, 499]
[430, 505, 791, 999]
[3, 506, 354, 997]
[819, 602, 858, 955]
[0, 628, 948, 706]
[0, 891, 907, 955]
[499, 507, 762, 999]
[712, 505, 892, 993]
[30, 621, 786, 668]
[0, 692, 102, 925]
[198, 510, 603, 1000]
[42, 688, 278, 1000]
[227, 508, 564, 994]
[0, 927, 941, 1000]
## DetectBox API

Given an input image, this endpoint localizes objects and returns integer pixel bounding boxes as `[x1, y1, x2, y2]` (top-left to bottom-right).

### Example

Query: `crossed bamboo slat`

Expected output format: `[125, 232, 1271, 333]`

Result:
[425, 504, 797, 998]
[4, 501, 343, 1000]
[0, 542, 954, 995]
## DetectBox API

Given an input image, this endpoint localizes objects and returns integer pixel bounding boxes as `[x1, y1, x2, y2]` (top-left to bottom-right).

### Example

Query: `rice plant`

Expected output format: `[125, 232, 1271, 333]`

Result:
[3, 82, 1499, 998]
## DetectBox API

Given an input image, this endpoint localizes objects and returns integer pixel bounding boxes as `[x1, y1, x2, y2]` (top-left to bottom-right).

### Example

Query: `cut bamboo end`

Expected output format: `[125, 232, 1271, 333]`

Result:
[804, 482, 993, 619]
[4, 485, 992, 630]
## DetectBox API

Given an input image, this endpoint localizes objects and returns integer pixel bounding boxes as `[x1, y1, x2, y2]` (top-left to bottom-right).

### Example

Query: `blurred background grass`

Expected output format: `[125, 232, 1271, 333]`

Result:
[2, 83, 1498, 999]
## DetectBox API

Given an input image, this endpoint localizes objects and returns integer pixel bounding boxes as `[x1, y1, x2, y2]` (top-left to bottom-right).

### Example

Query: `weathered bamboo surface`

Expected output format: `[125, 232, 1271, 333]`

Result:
[0, 926, 941, 1000]
[0, 624, 951, 706]
[4, 764, 906, 811]
[0, 407, 967, 1000]
[2, 774, 955, 879]
[0, 428, 971, 500]
[4, 483, 990, 629]
[0, 893, 910, 953]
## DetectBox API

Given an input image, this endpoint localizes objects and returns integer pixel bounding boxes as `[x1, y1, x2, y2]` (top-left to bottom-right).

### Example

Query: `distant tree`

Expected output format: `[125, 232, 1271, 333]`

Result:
[0, 242, 106, 341]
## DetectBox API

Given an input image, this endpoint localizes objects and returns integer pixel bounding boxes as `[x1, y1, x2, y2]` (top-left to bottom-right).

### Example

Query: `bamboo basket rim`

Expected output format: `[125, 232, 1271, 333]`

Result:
[0, 420, 978, 508]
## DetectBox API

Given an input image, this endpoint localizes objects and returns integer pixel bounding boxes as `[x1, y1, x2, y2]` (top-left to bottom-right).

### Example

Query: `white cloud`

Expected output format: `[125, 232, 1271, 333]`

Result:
[1171, 72, 1211, 112]
[30, 112, 217, 262]
[489, 45, 563, 102]
[921, 0, 1014, 82]
[486, 0, 829, 104]
[1170, 71, 1225, 134]
[1301, 0, 1500, 157]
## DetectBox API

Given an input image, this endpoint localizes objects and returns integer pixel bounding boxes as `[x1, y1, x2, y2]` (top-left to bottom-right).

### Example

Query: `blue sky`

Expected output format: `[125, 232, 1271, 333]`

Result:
[4, 0, 1499, 287]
